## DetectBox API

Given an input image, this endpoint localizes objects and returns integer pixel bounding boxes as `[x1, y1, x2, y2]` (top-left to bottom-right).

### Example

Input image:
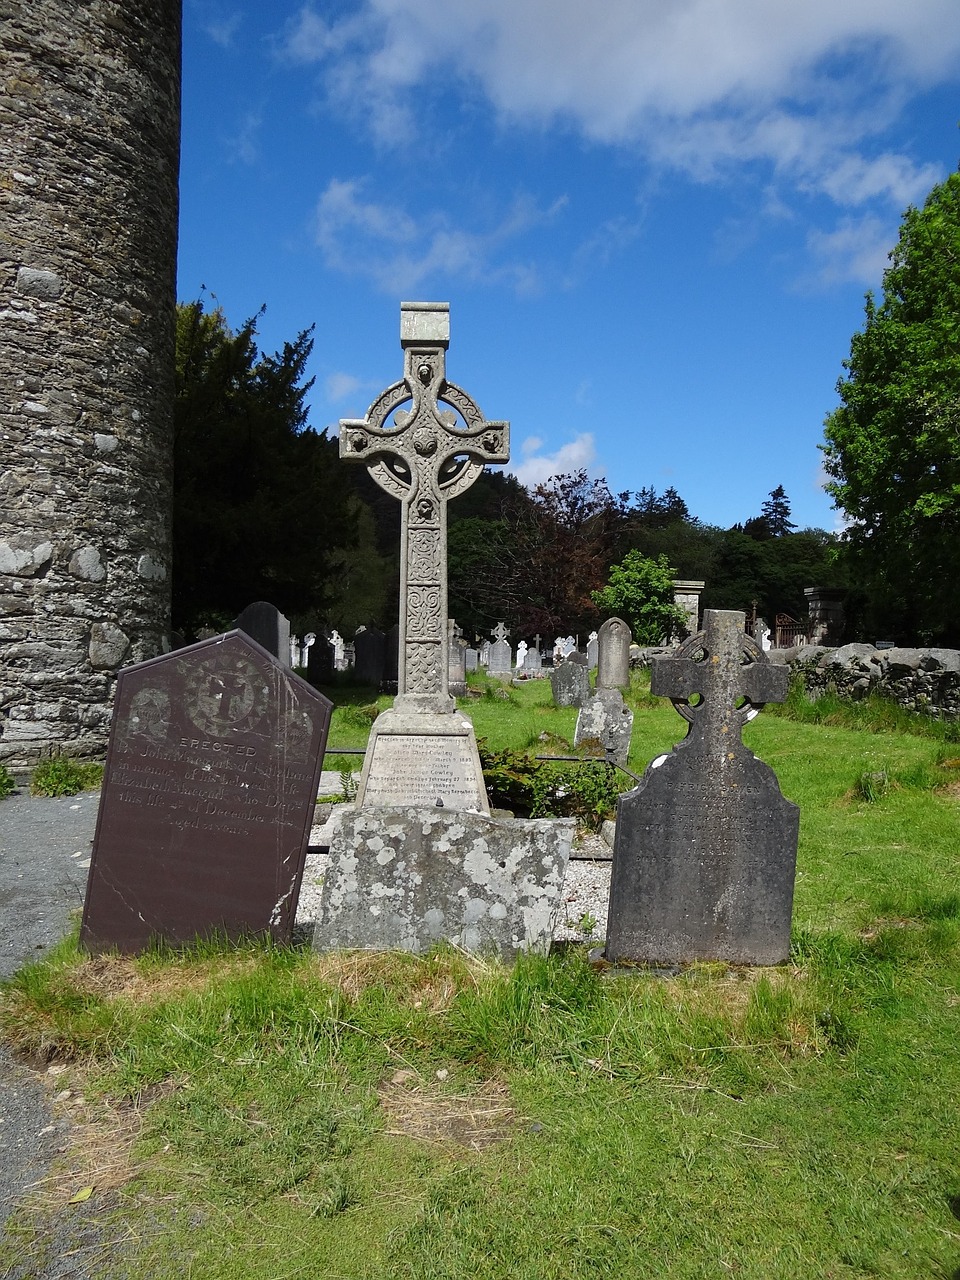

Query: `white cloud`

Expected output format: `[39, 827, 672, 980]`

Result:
[314, 177, 566, 294]
[279, 1, 959, 206]
[805, 215, 895, 287]
[227, 110, 262, 165]
[509, 433, 597, 488]
[325, 371, 364, 402]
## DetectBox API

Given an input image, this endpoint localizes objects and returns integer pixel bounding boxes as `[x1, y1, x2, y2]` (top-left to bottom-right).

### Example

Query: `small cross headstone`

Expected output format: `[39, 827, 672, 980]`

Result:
[605, 610, 799, 967]
[80, 631, 332, 953]
[487, 621, 512, 677]
[307, 632, 334, 683]
[596, 616, 631, 689]
[233, 601, 291, 666]
[330, 629, 346, 670]
[515, 639, 528, 670]
[448, 618, 467, 696]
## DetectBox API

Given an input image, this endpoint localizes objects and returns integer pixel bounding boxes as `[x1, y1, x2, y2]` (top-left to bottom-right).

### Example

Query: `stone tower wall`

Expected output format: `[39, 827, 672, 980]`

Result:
[0, 1, 181, 765]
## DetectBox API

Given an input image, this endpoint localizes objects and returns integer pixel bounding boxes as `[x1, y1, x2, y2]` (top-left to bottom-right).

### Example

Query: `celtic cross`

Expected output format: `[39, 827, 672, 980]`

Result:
[651, 609, 789, 746]
[339, 303, 509, 709]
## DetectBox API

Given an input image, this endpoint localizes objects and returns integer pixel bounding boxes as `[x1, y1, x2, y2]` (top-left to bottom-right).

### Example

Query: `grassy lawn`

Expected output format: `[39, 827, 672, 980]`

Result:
[2, 673, 959, 1278]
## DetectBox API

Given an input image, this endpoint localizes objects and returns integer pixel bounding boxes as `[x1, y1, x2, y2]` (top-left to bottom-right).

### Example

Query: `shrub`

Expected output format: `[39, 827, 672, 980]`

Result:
[0, 765, 16, 800]
[31, 758, 104, 797]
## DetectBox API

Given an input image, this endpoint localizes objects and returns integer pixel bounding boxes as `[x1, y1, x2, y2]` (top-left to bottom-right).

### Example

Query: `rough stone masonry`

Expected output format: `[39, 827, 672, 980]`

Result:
[0, 2, 181, 765]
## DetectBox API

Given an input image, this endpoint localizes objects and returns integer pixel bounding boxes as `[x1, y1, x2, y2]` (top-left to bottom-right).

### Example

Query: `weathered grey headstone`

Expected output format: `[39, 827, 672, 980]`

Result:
[586, 631, 599, 668]
[233, 601, 291, 666]
[316, 809, 574, 959]
[574, 688, 634, 764]
[605, 610, 799, 967]
[480, 641, 490, 667]
[597, 616, 631, 689]
[522, 642, 542, 674]
[549, 659, 591, 708]
[448, 619, 467, 696]
[465, 647, 479, 672]
[338, 302, 509, 811]
[80, 631, 332, 953]
[330, 629, 346, 669]
[487, 621, 512, 677]
[354, 625, 386, 686]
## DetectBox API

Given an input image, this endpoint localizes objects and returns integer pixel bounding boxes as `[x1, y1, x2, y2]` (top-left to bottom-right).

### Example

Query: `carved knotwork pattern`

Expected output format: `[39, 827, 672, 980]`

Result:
[409, 529, 440, 581]
[406, 642, 442, 693]
[407, 585, 442, 640]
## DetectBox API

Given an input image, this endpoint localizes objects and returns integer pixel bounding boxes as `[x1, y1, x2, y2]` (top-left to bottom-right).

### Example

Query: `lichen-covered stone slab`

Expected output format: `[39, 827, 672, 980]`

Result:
[574, 688, 634, 764]
[315, 809, 575, 959]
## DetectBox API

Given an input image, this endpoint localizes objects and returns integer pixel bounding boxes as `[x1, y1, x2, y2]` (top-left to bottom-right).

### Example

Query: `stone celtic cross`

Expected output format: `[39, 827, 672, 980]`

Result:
[340, 303, 509, 708]
[651, 609, 789, 741]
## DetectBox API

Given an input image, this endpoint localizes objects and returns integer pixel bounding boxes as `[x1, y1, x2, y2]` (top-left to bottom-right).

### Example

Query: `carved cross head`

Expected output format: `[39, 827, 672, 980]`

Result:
[492, 622, 510, 643]
[651, 610, 789, 746]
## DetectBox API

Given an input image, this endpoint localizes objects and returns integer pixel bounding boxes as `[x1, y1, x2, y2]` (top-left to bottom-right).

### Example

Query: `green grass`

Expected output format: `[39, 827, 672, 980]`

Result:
[2, 673, 960, 1277]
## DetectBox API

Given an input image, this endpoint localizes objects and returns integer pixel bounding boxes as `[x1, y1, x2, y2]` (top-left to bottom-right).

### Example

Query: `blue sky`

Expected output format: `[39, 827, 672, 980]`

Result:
[178, 0, 960, 532]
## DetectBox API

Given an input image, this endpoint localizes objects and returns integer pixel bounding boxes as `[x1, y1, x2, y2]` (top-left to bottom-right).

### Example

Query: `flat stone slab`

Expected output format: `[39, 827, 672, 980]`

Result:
[315, 808, 575, 959]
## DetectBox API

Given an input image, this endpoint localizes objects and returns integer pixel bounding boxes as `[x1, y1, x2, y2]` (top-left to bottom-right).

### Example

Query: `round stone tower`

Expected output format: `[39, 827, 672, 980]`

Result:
[0, 2, 181, 765]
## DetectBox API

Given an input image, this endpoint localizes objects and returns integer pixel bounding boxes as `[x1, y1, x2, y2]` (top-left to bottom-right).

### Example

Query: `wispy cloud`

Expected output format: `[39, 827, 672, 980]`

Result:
[278, 1, 957, 207]
[509, 432, 597, 488]
[226, 110, 263, 165]
[195, 4, 242, 48]
[804, 214, 896, 287]
[325, 371, 364, 402]
[314, 177, 567, 294]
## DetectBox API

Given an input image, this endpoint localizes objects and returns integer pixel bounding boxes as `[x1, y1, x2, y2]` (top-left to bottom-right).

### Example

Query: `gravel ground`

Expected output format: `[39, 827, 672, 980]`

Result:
[0, 782, 613, 1274]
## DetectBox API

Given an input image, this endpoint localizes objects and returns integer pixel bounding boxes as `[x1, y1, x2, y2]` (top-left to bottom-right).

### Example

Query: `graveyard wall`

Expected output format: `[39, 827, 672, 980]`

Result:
[0, 1, 181, 765]
[774, 644, 960, 720]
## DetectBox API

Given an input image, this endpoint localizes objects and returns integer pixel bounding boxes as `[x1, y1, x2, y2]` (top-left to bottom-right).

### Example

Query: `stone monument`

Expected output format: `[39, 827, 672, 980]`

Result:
[596, 617, 631, 689]
[80, 631, 332, 953]
[605, 610, 799, 967]
[337, 302, 509, 811]
[487, 622, 513, 678]
[234, 601, 291, 665]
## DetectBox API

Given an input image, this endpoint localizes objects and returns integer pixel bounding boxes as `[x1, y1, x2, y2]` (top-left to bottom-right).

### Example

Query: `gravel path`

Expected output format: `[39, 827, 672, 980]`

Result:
[0, 783, 613, 1272]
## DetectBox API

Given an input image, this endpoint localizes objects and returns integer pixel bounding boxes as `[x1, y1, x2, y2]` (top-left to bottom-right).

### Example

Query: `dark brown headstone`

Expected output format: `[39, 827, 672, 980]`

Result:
[605, 610, 799, 967]
[80, 631, 332, 953]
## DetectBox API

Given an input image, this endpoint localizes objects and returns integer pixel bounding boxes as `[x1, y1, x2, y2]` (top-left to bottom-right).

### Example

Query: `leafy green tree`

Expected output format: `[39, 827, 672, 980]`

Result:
[821, 170, 960, 643]
[173, 299, 361, 637]
[591, 551, 688, 645]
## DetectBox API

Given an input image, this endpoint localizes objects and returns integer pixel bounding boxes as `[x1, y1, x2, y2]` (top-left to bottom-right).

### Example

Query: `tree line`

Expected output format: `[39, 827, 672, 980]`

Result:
[173, 168, 960, 648]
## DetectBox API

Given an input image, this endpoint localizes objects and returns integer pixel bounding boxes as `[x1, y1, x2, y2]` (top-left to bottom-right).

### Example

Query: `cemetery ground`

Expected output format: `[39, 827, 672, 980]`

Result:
[1, 674, 959, 1278]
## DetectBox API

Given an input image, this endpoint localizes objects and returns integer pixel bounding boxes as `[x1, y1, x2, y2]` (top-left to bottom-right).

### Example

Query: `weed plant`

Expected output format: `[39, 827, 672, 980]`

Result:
[0, 763, 15, 800]
[30, 757, 104, 797]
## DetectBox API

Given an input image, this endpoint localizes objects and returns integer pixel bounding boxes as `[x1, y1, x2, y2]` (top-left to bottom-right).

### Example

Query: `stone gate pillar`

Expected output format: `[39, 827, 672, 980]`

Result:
[0, 2, 181, 764]
[672, 579, 705, 640]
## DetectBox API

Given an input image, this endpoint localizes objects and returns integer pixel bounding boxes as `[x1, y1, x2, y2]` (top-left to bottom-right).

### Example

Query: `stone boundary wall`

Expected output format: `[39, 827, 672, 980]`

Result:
[0, 3, 181, 765]
[770, 643, 960, 720]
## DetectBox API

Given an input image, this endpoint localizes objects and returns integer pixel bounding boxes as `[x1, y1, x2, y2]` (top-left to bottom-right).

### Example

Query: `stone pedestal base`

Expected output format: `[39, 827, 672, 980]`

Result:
[314, 808, 575, 959]
[355, 700, 490, 813]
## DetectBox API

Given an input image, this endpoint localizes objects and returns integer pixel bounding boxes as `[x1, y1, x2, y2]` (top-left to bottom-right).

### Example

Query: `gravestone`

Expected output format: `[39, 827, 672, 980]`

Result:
[515, 639, 528, 671]
[330, 629, 346, 670]
[80, 631, 332, 953]
[522, 642, 542, 675]
[597, 616, 631, 689]
[234, 601, 291, 666]
[586, 631, 599, 668]
[338, 301, 508, 811]
[550, 659, 591, 708]
[465, 647, 479, 673]
[307, 633, 334, 683]
[487, 622, 512, 677]
[574, 688, 634, 764]
[480, 640, 490, 667]
[354, 625, 386, 686]
[448, 619, 467, 696]
[605, 610, 798, 967]
[318, 808, 574, 959]
[383, 623, 400, 694]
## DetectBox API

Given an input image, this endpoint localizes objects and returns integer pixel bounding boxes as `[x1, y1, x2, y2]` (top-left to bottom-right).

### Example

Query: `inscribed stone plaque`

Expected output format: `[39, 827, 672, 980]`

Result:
[316, 808, 575, 959]
[80, 631, 332, 953]
[605, 611, 798, 967]
[362, 734, 486, 808]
